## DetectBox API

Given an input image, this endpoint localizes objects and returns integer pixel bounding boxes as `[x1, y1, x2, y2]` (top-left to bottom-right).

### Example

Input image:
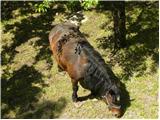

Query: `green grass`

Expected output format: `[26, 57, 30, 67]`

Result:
[1, 1, 158, 119]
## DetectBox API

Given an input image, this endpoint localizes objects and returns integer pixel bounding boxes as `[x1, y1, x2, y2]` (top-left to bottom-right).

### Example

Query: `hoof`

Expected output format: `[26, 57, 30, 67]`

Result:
[58, 71, 66, 76]
[73, 101, 84, 108]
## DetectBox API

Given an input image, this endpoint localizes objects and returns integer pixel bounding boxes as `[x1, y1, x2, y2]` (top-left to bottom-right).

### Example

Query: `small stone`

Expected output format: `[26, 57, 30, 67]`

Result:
[73, 101, 85, 108]
[91, 98, 98, 102]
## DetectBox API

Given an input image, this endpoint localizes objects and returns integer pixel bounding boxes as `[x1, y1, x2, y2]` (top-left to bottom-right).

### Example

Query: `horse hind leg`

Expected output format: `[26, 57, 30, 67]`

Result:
[71, 79, 79, 102]
[71, 79, 84, 107]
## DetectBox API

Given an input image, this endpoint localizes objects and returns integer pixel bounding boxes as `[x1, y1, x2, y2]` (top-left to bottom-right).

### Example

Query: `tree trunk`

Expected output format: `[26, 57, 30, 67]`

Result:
[112, 1, 126, 48]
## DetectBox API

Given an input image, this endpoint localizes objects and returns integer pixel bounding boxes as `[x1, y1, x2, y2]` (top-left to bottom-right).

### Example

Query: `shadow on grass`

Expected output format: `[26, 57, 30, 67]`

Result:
[16, 98, 67, 119]
[1, 65, 67, 118]
[1, 65, 44, 118]
[96, 1, 158, 80]
[2, 13, 54, 66]
[1, 1, 35, 21]
[1, 1, 68, 118]
[1, 1, 67, 67]
[117, 1, 158, 79]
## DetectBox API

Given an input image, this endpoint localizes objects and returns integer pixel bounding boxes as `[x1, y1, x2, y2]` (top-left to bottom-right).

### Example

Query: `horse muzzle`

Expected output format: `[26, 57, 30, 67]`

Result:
[108, 104, 121, 118]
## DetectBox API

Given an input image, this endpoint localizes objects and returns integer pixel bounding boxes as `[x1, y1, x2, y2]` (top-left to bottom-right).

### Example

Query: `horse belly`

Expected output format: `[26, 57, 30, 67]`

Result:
[80, 76, 98, 91]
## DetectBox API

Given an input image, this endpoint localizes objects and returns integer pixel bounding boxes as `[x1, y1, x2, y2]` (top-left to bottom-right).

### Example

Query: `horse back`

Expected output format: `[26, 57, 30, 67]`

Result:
[49, 23, 89, 80]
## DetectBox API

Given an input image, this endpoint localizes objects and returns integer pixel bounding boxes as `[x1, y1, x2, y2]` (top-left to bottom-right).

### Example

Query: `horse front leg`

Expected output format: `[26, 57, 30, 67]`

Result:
[57, 65, 64, 72]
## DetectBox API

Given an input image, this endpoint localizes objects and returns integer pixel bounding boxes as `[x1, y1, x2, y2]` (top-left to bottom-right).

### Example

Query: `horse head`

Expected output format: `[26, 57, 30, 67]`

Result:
[102, 84, 121, 117]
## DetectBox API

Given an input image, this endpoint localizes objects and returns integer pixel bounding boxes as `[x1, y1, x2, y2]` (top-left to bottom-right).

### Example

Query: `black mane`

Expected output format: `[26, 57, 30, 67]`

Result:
[79, 41, 119, 96]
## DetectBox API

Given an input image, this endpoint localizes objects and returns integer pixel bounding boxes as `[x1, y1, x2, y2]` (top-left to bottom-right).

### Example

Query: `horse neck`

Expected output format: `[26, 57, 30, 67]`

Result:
[83, 43, 113, 82]
[82, 43, 117, 95]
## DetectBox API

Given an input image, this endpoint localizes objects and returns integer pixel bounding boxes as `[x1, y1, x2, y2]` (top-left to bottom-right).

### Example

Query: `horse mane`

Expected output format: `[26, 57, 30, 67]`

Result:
[80, 41, 118, 94]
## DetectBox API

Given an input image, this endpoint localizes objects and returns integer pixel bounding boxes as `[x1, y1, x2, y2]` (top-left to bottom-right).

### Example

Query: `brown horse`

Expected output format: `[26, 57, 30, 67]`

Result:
[49, 22, 122, 117]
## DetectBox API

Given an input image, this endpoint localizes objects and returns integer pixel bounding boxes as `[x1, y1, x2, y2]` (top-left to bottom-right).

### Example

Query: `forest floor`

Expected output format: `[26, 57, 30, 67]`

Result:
[1, 1, 159, 119]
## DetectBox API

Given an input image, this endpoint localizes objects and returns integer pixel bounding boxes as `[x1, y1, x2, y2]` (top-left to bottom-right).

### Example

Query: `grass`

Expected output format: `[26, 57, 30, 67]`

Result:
[1, 1, 158, 119]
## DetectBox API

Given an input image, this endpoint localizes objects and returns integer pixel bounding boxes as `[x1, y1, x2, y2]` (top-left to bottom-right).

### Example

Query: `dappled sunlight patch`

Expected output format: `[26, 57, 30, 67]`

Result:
[12, 9, 22, 18]
[54, 13, 66, 24]
[1, 31, 15, 47]
[80, 10, 108, 44]
[11, 42, 38, 70]
[34, 60, 50, 76]
[126, 32, 138, 41]
[4, 110, 16, 119]
[144, 56, 158, 74]
[112, 64, 124, 78]
[126, 7, 142, 25]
